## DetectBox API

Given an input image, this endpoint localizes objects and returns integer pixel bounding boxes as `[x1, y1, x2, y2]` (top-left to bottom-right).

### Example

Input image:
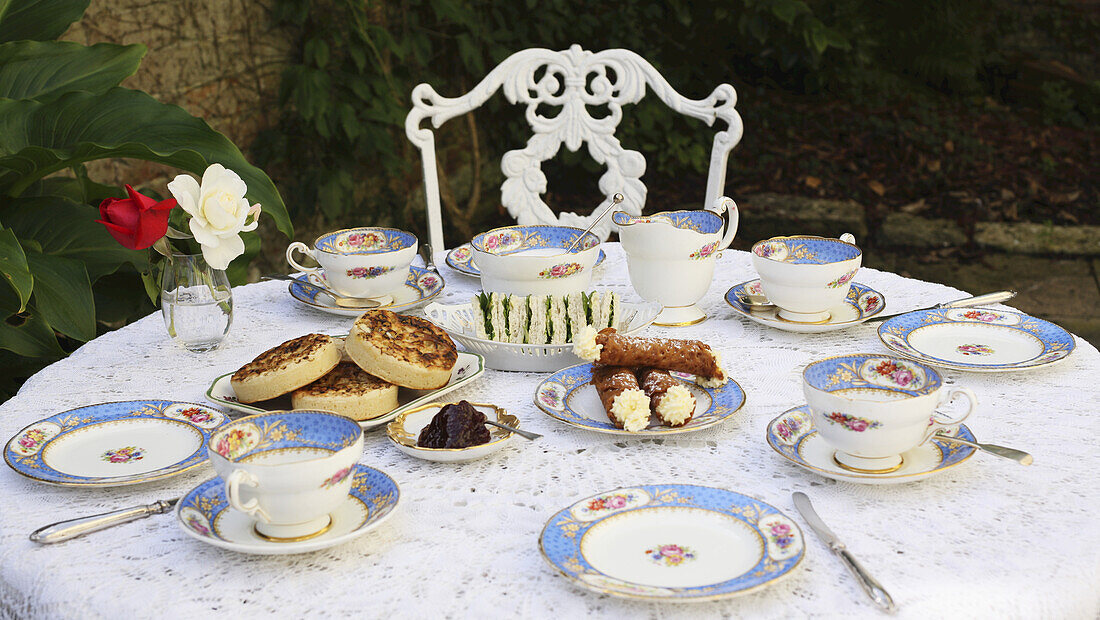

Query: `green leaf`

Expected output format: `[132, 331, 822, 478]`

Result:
[0, 226, 31, 311]
[0, 0, 89, 43]
[0, 196, 149, 279]
[0, 310, 64, 358]
[24, 249, 94, 341]
[0, 41, 145, 102]
[771, 0, 810, 25]
[0, 87, 293, 239]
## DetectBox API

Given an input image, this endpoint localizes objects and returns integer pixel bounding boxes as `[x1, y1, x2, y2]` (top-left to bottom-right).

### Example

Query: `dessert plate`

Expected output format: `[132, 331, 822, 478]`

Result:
[446, 243, 606, 277]
[386, 402, 520, 462]
[533, 363, 746, 435]
[766, 405, 976, 484]
[725, 279, 885, 333]
[288, 266, 444, 317]
[878, 307, 1074, 372]
[4, 400, 229, 487]
[206, 351, 485, 430]
[176, 464, 398, 554]
[540, 483, 804, 602]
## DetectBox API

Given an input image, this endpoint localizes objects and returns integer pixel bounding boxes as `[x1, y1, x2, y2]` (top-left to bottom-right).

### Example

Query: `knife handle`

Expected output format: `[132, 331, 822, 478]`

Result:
[939, 290, 1016, 309]
[835, 547, 897, 612]
[29, 500, 174, 544]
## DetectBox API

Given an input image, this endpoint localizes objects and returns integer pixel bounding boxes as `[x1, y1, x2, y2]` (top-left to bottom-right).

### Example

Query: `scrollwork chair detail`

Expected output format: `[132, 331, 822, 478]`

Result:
[405, 44, 743, 250]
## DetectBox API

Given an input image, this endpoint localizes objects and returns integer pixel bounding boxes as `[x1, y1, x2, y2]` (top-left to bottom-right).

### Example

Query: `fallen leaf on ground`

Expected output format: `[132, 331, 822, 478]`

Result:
[803, 176, 821, 188]
[867, 180, 886, 196]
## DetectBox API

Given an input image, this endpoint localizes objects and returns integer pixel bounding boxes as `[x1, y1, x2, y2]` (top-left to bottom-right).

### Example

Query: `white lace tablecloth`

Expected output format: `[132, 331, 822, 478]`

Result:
[2, 245, 1098, 619]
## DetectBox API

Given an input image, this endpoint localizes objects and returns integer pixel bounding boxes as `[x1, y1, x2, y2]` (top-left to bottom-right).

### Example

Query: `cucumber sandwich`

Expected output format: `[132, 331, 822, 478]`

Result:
[471, 291, 620, 345]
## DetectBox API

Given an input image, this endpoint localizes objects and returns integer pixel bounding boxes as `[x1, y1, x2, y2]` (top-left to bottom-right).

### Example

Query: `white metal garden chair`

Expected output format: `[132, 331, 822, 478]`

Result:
[405, 44, 743, 251]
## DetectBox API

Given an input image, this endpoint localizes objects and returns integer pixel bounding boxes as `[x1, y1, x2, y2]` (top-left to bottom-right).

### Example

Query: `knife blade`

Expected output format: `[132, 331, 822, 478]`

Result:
[30, 498, 179, 544]
[792, 492, 897, 612]
[865, 290, 1016, 324]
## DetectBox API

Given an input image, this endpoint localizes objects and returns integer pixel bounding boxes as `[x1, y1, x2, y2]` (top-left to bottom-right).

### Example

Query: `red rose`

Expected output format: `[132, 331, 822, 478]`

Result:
[95, 184, 177, 250]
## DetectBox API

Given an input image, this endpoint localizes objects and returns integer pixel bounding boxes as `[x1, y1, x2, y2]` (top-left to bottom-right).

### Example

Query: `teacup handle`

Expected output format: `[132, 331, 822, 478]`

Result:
[840, 233, 857, 245]
[922, 387, 978, 443]
[286, 241, 320, 276]
[225, 469, 271, 524]
[708, 196, 740, 251]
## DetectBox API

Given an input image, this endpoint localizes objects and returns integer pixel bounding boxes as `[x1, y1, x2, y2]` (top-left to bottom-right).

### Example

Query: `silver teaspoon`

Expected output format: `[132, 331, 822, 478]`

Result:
[935, 433, 1033, 465]
[484, 419, 541, 440]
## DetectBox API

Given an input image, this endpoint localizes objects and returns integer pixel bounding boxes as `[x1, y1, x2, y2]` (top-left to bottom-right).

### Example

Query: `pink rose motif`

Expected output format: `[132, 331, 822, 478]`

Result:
[19, 437, 34, 449]
[348, 233, 365, 246]
[848, 418, 869, 432]
[187, 516, 210, 536]
[608, 495, 627, 509]
[893, 369, 913, 386]
[486, 236, 499, 250]
[551, 264, 565, 277]
[772, 524, 790, 536]
[110, 454, 127, 463]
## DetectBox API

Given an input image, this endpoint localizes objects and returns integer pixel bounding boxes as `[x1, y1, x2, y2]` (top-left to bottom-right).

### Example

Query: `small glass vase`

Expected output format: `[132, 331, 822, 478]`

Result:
[160, 253, 233, 352]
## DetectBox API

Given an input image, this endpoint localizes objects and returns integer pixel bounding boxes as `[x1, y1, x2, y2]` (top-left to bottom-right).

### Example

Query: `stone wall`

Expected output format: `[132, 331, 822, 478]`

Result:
[62, 0, 294, 189]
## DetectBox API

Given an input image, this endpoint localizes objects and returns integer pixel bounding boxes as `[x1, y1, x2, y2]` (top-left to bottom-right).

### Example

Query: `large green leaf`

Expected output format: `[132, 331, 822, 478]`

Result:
[0, 226, 31, 311]
[0, 0, 89, 43]
[24, 249, 94, 341]
[0, 310, 64, 358]
[0, 41, 145, 102]
[1, 196, 149, 279]
[0, 87, 293, 238]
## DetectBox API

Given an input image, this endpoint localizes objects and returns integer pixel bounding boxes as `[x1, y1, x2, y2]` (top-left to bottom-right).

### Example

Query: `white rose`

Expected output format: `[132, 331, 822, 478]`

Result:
[167, 164, 261, 270]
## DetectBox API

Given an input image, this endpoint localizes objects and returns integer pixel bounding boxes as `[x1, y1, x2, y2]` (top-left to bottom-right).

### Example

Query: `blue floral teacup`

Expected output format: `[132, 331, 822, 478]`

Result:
[287, 227, 417, 298]
[207, 410, 364, 540]
[751, 233, 862, 323]
[802, 354, 976, 474]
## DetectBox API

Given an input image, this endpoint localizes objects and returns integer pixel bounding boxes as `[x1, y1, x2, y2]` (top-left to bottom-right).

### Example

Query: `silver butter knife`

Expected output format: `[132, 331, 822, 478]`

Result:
[792, 492, 897, 612]
[865, 290, 1016, 324]
[30, 498, 178, 544]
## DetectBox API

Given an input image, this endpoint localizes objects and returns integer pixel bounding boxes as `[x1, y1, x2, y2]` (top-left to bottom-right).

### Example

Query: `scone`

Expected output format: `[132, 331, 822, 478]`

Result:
[345, 310, 457, 389]
[291, 363, 398, 421]
[231, 334, 342, 403]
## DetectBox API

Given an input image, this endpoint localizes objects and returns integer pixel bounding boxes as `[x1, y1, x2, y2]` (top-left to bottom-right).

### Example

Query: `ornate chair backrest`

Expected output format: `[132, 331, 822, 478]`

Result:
[405, 44, 742, 250]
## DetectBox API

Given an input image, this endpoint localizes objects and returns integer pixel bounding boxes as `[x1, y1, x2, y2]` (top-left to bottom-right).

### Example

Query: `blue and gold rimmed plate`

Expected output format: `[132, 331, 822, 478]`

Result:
[878, 307, 1074, 372]
[766, 405, 977, 485]
[445, 243, 607, 277]
[288, 266, 444, 317]
[533, 363, 746, 435]
[176, 464, 398, 554]
[725, 279, 886, 333]
[206, 351, 485, 430]
[539, 484, 804, 602]
[4, 401, 229, 487]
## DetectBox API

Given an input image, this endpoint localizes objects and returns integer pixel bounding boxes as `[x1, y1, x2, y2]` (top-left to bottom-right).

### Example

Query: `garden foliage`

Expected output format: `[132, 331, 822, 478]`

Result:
[0, 0, 291, 396]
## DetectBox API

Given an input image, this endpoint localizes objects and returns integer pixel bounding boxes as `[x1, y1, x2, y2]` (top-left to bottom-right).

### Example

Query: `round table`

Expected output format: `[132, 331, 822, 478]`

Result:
[2, 245, 1098, 618]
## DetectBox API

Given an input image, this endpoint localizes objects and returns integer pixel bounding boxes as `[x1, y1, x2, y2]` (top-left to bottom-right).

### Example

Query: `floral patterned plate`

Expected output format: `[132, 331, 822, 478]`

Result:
[725, 279, 886, 333]
[878, 307, 1075, 372]
[3, 400, 229, 487]
[539, 484, 804, 601]
[206, 351, 485, 430]
[445, 243, 606, 277]
[177, 464, 398, 555]
[766, 405, 977, 485]
[533, 363, 746, 435]
[287, 265, 444, 317]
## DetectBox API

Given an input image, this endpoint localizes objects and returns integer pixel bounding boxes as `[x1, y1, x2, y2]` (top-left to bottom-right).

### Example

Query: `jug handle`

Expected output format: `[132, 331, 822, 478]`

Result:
[708, 196, 739, 251]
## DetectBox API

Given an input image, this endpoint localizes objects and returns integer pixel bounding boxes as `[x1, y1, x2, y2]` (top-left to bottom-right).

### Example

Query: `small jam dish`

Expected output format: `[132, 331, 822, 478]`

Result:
[386, 402, 520, 463]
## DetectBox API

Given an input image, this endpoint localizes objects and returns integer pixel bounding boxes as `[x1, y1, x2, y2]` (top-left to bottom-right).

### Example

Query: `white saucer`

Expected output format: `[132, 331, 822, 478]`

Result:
[176, 464, 398, 554]
[725, 279, 886, 333]
[765, 405, 977, 485]
[287, 266, 443, 317]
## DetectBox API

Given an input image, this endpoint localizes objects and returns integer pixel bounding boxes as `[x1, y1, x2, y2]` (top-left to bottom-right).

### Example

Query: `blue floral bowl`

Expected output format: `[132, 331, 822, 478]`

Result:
[470, 225, 600, 295]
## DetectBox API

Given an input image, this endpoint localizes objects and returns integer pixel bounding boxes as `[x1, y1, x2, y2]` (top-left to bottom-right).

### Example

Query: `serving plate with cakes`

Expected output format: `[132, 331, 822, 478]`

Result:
[205, 312, 485, 429]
